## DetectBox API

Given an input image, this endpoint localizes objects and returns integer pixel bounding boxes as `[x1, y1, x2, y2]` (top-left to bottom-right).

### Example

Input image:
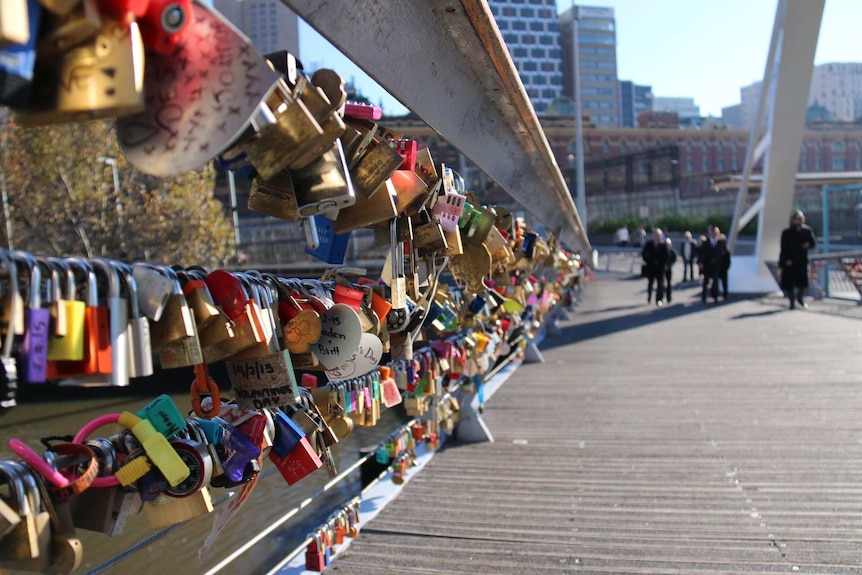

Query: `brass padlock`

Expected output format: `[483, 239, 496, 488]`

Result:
[150, 269, 196, 352]
[0, 460, 51, 572]
[16, 17, 145, 126]
[177, 269, 222, 332]
[143, 489, 213, 530]
[69, 485, 142, 536]
[248, 168, 300, 222]
[291, 138, 357, 219]
[238, 79, 324, 180]
[348, 134, 403, 199]
[332, 178, 397, 234]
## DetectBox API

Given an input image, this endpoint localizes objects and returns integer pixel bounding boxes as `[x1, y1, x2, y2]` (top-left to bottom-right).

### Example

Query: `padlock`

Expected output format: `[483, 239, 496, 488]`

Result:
[158, 308, 203, 369]
[0, 0, 41, 107]
[332, 177, 398, 234]
[224, 274, 278, 360]
[116, 263, 154, 378]
[270, 410, 306, 457]
[238, 80, 324, 179]
[248, 168, 300, 222]
[11, 251, 49, 383]
[291, 139, 356, 219]
[0, 460, 24, 543]
[0, 264, 20, 409]
[384, 218, 409, 333]
[305, 530, 325, 572]
[0, 460, 51, 572]
[45, 258, 85, 361]
[163, 438, 213, 498]
[143, 488, 213, 530]
[132, 262, 174, 322]
[205, 418, 260, 486]
[378, 366, 402, 407]
[16, 17, 145, 126]
[149, 267, 196, 351]
[177, 269, 222, 332]
[205, 270, 267, 360]
[304, 215, 351, 265]
[37, 258, 66, 338]
[270, 432, 322, 485]
[36, 0, 101, 57]
[433, 165, 467, 232]
[413, 209, 449, 256]
[138, 0, 192, 55]
[287, 72, 347, 170]
[347, 130, 403, 199]
[94, 0, 150, 22]
[89, 258, 130, 387]
[187, 419, 224, 480]
[225, 350, 296, 410]
[46, 258, 112, 381]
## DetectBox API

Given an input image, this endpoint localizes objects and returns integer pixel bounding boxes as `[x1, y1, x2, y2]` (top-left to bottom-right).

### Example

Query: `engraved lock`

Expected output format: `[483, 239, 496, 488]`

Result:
[69, 483, 142, 537]
[238, 80, 324, 180]
[248, 168, 300, 222]
[149, 267, 196, 351]
[16, 16, 145, 126]
[0, 0, 42, 107]
[0, 460, 53, 571]
[433, 164, 467, 232]
[45, 258, 85, 362]
[304, 215, 351, 266]
[117, 264, 154, 378]
[10, 251, 49, 384]
[413, 209, 449, 256]
[347, 126, 403, 199]
[143, 489, 213, 530]
[132, 262, 174, 323]
[292, 138, 356, 220]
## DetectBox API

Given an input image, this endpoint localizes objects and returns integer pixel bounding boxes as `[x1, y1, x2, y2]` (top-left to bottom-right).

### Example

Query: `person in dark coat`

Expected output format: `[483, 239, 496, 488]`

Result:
[642, 229, 669, 306]
[779, 210, 817, 309]
[664, 237, 678, 303]
[715, 233, 731, 300]
[698, 226, 720, 303]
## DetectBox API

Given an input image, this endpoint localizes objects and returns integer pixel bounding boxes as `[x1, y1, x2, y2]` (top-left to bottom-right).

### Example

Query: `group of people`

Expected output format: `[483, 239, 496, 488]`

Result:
[641, 225, 731, 306]
[638, 209, 816, 310]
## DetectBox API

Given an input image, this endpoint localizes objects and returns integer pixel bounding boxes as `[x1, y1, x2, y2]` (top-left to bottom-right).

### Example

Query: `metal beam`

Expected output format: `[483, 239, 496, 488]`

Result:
[281, 0, 590, 252]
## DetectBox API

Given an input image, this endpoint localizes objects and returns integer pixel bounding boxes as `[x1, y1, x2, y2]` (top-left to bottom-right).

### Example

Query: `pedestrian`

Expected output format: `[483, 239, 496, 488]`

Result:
[642, 228, 669, 306]
[615, 225, 630, 247]
[665, 237, 678, 303]
[698, 225, 720, 303]
[680, 230, 698, 282]
[633, 226, 646, 247]
[716, 233, 731, 300]
[779, 209, 816, 309]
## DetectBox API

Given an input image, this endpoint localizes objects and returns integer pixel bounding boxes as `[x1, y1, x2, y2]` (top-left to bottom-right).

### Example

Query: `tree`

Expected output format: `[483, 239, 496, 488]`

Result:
[0, 111, 235, 268]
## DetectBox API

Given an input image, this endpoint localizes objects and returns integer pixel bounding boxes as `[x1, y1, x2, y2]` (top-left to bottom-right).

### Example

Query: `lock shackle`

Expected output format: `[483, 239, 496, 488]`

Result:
[37, 257, 62, 306]
[205, 270, 249, 320]
[4, 459, 43, 516]
[11, 251, 41, 308]
[90, 257, 122, 299]
[64, 257, 98, 306]
[115, 264, 142, 318]
[0, 250, 19, 361]
[235, 273, 263, 309]
[0, 459, 32, 516]
[46, 257, 76, 300]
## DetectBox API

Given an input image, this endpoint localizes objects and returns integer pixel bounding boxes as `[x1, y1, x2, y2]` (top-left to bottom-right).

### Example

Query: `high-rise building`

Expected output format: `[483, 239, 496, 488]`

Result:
[810, 63, 862, 122]
[721, 104, 744, 130]
[619, 81, 653, 128]
[487, 0, 564, 115]
[653, 97, 700, 120]
[213, 0, 299, 57]
[559, 5, 620, 127]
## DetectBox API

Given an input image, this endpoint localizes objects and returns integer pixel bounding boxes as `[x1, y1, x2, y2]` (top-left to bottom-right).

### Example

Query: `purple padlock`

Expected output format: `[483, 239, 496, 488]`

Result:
[13, 252, 49, 383]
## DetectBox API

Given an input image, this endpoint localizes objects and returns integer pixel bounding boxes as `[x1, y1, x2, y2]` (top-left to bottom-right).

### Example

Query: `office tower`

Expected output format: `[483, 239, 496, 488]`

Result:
[653, 97, 700, 120]
[809, 63, 862, 122]
[213, 0, 300, 57]
[487, 0, 565, 115]
[620, 81, 653, 128]
[559, 5, 620, 127]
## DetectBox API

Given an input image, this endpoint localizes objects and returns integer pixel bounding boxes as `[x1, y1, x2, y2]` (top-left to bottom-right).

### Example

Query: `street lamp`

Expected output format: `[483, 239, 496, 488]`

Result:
[98, 156, 126, 256]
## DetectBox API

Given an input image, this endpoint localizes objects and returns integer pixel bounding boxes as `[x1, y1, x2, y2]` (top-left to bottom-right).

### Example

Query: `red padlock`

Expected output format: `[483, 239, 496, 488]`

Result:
[270, 435, 322, 485]
[305, 531, 325, 572]
[96, 0, 150, 25]
[139, 0, 192, 55]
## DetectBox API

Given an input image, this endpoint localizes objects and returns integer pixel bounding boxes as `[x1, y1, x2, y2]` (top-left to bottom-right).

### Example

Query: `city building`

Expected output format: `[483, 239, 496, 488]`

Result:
[721, 104, 744, 130]
[487, 0, 565, 115]
[559, 5, 620, 127]
[653, 96, 700, 120]
[213, 0, 299, 56]
[619, 81, 654, 128]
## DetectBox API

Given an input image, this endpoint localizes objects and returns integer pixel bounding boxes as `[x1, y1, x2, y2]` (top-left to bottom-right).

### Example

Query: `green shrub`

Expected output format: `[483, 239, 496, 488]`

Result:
[589, 213, 757, 236]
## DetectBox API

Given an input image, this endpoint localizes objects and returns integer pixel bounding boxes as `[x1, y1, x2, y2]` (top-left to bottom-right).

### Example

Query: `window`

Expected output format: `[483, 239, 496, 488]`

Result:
[520, 7, 535, 17]
[833, 140, 845, 153]
[602, 139, 609, 152]
[512, 20, 526, 30]
[833, 157, 845, 170]
[530, 48, 545, 57]
[620, 140, 627, 152]
[702, 156, 709, 172]
[513, 47, 528, 58]
[686, 157, 693, 172]
[539, 35, 555, 46]
[530, 21, 544, 31]
[686, 139, 692, 152]
[717, 157, 724, 171]
[523, 61, 537, 71]
[579, 33, 615, 45]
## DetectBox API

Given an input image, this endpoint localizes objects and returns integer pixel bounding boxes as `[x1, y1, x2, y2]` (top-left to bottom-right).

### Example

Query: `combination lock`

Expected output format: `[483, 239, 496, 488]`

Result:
[164, 440, 212, 497]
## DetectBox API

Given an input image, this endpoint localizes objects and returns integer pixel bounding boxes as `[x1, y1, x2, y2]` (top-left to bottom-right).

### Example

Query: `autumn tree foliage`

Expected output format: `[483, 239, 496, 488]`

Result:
[0, 111, 235, 268]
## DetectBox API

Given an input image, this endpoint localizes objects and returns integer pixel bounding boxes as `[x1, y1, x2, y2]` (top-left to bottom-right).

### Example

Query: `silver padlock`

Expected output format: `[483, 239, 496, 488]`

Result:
[291, 139, 356, 220]
[132, 262, 174, 322]
[91, 258, 129, 387]
[116, 262, 154, 378]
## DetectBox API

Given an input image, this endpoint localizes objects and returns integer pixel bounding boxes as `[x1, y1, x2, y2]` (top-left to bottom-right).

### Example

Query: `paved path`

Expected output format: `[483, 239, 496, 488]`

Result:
[329, 274, 862, 574]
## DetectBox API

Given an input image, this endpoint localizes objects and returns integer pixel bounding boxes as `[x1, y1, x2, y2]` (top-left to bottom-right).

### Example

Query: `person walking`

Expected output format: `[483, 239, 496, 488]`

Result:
[715, 233, 731, 300]
[779, 210, 816, 309]
[642, 228, 669, 306]
[680, 230, 698, 282]
[664, 237, 678, 303]
[698, 226, 720, 303]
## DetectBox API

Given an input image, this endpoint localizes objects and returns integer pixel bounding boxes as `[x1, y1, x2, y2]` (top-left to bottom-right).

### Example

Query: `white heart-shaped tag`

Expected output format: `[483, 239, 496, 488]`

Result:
[313, 303, 362, 370]
[325, 333, 383, 381]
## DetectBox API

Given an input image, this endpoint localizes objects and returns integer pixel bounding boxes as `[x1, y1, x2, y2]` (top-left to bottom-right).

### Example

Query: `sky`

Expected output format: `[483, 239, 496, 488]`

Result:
[297, 0, 862, 118]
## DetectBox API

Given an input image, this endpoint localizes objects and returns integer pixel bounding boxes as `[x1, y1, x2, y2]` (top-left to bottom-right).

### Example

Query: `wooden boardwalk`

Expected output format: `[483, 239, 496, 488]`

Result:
[328, 274, 862, 574]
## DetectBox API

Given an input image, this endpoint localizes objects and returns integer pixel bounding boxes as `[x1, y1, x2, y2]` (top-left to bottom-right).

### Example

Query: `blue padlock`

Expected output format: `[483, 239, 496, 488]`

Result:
[271, 411, 306, 458]
[304, 216, 351, 264]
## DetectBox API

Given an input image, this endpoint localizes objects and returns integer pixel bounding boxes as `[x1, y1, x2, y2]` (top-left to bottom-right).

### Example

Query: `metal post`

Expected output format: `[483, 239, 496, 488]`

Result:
[98, 156, 125, 256]
[822, 184, 830, 296]
[571, 1, 587, 228]
[227, 170, 241, 251]
[1, 172, 13, 250]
